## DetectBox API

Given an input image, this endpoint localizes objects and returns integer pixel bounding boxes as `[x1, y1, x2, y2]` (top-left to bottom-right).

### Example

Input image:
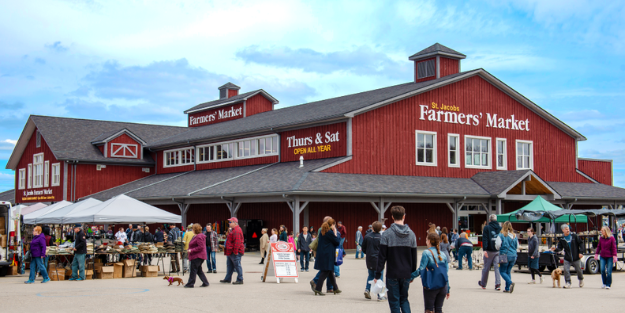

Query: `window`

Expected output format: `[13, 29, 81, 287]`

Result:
[219, 88, 227, 99]
[465, 136, 491, 169]
[496, 138, 507, 170]
[27, 164, 32, 189]
[51, 163, 61, 186]
[417, 59, 436, 79]
[197, 135, 279, 164]
[18, 169, 26, 189]
[33, 153, 44, 188]
[110, 143, 138, 158]
[448, 134, 460, 167]
[44, 161, 49, 187]
[415, 130, 437, 166]
[516, 140, 533, 170]
[36, 130, 41, 148]
[164, 147, 195, 167]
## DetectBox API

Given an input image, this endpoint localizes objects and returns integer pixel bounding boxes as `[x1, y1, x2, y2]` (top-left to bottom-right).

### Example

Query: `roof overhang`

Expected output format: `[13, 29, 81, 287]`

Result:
[90, 128, 147, 146]
[6, 117, 46, 170]
[497, 171, 561, 200]
[184, 90, 279, 114]
[344, 69, 586, 142]
[409, 51, 466, 61]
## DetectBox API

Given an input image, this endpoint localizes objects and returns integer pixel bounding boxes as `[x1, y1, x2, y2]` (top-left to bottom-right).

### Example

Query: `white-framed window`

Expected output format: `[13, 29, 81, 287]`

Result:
[18, 169, 26, 189]
[496, 138, 507, 170]
[27, 164, 32, 189]
[51, 163, 61, 186]
[44, 160, 49, 187]
[164, 147, 195, 168]
[197, 134, 279, 164]
[516, 140, 533, 170]
[464, 135, 491, 169]
[33, 153, 44, 188]
[415, 130, 437, 166]
[448, 134, 460, 167]
[110, 143, 138, 158]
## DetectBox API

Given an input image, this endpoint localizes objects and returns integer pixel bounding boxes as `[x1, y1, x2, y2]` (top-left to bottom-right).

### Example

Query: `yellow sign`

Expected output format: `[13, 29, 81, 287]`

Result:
[294, 145, 331, 155]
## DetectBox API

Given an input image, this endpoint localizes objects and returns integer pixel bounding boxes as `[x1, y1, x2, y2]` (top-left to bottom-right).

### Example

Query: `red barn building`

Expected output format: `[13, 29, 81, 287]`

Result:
[7, 43, 625, 246]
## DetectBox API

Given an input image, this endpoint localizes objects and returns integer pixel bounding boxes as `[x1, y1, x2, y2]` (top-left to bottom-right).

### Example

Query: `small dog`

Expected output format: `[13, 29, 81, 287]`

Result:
[551, 268, 562, 288]
[164, 276, 184, 286]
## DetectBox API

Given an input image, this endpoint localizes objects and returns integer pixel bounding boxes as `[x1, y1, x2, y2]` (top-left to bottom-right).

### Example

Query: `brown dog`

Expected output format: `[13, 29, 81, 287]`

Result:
[164, 276, 184, 286]
[551, 268, 562, 288]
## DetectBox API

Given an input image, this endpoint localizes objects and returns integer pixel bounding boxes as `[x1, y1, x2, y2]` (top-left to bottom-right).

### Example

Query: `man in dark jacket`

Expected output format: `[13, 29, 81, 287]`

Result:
[375, 206, 417, 313]
[479, 214, 502, 290]
[297, 227, 312, 271]
[154, 228, 164, 243]
[362, 221, 386, 301]
[132, 226, 145, 243]
[69, 224, 87, 281]
[551, 224, 584, 288]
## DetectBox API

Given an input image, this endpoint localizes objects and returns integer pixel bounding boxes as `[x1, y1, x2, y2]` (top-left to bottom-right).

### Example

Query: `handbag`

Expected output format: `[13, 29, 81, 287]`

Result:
[335, 247, 344, 266]
[498, 254, 508, 264]
[420, 249, 448, 290]
[309, 237, 319, 251]
[24, 250, 32, 262]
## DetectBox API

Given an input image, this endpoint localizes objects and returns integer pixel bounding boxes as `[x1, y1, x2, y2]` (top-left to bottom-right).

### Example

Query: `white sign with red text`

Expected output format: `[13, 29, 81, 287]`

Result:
[271, 241, 298, 282]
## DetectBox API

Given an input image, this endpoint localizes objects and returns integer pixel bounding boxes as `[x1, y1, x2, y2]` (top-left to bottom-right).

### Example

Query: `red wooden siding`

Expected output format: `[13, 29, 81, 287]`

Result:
[74, 164, 153, 199]
[245, 93, 273, 117]
[196, 155, 278, 171]
[439, 57, 459, 77]
[186, 204, 231, 228]
[578, 159, 612, 185]
[324, 75, 589, 183]
[415, 58, 437, 83]
[228, 89, 238, 98]
[14, 129, 65, 203]
[280, 123, 347, 162]
[156, 150, 194, 174]
[188, 103, 244, 127]
[107, 133, 141, 159]
[97, 145, 104, 154]
[237, 203, 292, 234]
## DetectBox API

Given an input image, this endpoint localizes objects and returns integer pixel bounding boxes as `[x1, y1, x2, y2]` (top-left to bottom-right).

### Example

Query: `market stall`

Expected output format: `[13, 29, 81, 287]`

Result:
[23, 201, 73, 225]
[32, 198, 101, 225]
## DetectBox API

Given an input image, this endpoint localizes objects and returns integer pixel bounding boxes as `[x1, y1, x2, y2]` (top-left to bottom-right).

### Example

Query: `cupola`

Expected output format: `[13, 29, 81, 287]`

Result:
[218, 82, 241, 99]
[409, 43, 466, 83]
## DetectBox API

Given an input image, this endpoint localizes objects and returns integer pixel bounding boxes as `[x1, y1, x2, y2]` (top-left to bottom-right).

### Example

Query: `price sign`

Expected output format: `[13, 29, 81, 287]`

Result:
[271, 241, 299, 279]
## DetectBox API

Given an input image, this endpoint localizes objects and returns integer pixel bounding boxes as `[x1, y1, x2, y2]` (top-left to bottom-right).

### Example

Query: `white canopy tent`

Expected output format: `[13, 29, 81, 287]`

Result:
[63, 194, 181, 224]
[19, 203, 48, 216]
[24, 201, 73, 224]
[33, 198, 102, 224]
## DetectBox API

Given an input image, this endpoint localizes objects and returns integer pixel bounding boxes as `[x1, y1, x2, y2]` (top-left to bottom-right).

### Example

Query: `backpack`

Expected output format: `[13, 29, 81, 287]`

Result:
[494, 233, 502, 251]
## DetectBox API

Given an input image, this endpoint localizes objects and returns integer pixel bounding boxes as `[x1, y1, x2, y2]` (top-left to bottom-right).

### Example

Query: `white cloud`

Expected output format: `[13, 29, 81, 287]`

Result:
[3, 139, 16, 145]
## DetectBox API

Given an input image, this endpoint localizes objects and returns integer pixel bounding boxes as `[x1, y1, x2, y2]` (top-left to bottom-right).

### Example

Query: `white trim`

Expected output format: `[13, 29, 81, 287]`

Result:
[415, 130, 437, 167]
[27, 164, 32, 189]
[197, 134, 279, 164]
[312, 156, 353, 172]
[464, 135, 492, 169]
[18, 168, 26, 189]
[32, 152, 44, 188]
[409, 51, 466, 61]
[51, 163, 61, 187]
[436, 56, 440, 79]
[163, 147, 195, 168]
[447, 133, 460, 168]
[92, 129, 147, 145]
[515, 140, 534, 170]
[495, 138, 507, 170]
[110, 143, 139, 158]
[44, 160, 50, 187]
[576, 169, 599, 184]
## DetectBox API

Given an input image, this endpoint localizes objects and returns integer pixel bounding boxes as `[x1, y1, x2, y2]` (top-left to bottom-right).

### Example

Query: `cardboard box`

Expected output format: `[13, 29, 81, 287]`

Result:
[141, 265, 159, 277]
[97, 266, 114, 279]
[142, 271, 158, 277]
[48, 261, 57, 272]
[112, 263, 123, 279]
[8, 265, 18, 276]
[123, 259, 136, 278]
[85, 269, 93, 280]
[155, 242, 164, 247]
[95, 258, 102, 263]
[0, 229, 5, 235]
[65, 269, 72, 277]
[49, 268, 65, 281]
[93, 263, 103, 273]
[0, 235, 6, 248]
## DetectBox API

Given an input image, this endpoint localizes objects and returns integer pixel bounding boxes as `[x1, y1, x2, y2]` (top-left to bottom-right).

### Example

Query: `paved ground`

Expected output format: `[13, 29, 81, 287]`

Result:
[1, 251, 623, 312]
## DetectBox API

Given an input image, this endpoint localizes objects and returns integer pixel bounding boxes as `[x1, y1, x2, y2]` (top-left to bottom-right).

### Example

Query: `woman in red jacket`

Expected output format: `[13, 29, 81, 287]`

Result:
[185, 224, 210, 288]
[595, 226, 617, 289]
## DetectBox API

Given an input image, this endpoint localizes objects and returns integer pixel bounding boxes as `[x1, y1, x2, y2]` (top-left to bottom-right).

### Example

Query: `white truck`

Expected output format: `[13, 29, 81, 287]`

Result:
[0, 201, 20, 274]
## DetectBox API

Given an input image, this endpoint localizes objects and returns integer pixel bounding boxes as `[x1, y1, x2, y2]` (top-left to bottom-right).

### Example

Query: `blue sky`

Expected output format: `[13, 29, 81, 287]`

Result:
[1, 0, 625, 191]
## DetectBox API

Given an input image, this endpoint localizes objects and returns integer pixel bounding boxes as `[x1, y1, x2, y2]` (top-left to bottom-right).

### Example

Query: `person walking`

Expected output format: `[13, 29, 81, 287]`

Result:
[551, 224, 584, 288]
[25, 226, 50, 284]
[478, 214, 502, 290]
[355, 226, 364, 259]
[411, 233, 450, 313]
[310, 216, 335, 293]
[453, 232, 473, 270]
[313, 218, 341, 296]
[270, 228, 278, 243]
[69, 224, 87, 281]
[439, 233, 452, 268]
[375, 206, 417, 313]
[337, 221, 347, 249]
[595, 226, 617, 289]
[205, 224, 218, 273]
[168, 224, 182, 272]
[450, 229, 459, 260]
[279, 225, 288, 242]
[220, 217, 245, 285]
[184, 223, 210, 288]
[42, 226, 54, 272]
[298, 227, 312, 272]
[498, 221, 518, 293]
[362, 221, 386, 301]
[259, 228, 269, 265]
[183, 224, 195, 272]
[526, 228, 543, 284]
[288, 231, 295, 249]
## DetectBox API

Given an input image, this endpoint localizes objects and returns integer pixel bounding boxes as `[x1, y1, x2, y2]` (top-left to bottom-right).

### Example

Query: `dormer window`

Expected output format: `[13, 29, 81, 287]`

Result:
[417, 60, 436, 79]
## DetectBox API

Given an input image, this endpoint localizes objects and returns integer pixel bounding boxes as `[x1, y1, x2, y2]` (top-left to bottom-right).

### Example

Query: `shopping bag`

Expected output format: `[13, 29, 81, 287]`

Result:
[335, 248, 344, 266]
[369, 279, 387, 298]
[420, 250, 448, 290]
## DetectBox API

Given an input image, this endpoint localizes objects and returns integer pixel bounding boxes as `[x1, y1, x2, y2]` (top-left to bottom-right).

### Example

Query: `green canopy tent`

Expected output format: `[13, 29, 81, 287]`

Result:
[496, 196, 587, 223]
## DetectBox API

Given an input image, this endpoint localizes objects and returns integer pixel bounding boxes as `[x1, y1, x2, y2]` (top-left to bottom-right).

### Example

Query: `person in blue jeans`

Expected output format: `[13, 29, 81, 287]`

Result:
[374, 206, 417, 313]
[362, 221, 386, 301]
[355, 226, 364, 259]
[595, 226, 617, 289]
[25, 226, 50, 284]
[70, 225, 87, 281]
[411, 233, 450, 313]
[498, 221, 518, 293]
[205, 224, 218, 273]
[453, 232, 473, 270]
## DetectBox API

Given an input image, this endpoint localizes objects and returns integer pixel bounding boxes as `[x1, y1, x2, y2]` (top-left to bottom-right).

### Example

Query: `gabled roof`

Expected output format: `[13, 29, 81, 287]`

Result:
[409, 43, 466, 61]
[218, 82, 240, 90]
[6, 116, 188, 169]
[547, 182, 625, 199]
[471, 170, 561, 199]
[184, 89, 279, 114]
[91, 128, 147, 145]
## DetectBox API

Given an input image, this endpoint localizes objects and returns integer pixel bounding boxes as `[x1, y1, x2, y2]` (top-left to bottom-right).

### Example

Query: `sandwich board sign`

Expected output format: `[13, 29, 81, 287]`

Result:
[262, 241, 298, 283]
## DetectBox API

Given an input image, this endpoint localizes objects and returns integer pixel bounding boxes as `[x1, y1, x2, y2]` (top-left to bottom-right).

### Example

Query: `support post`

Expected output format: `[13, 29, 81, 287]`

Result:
[303, 205, 310, 228]
[177, 203, 191, 227]
[496, 199, 502, 215]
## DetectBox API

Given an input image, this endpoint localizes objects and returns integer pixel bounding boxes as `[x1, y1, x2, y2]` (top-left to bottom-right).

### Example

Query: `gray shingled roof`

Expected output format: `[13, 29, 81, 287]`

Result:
[409, 43, 466, 60]
[184, 89, 278, 114]
[31, 115, 188, 165]
[218, 82, 240, 90]
[548, 182, 625, 199]
[471, 170, 531, 195]
[154, 70, 479, 149]
[90, 128, 145, 144]
[0, 189, 15, 204]
[87, 172, 188, 201]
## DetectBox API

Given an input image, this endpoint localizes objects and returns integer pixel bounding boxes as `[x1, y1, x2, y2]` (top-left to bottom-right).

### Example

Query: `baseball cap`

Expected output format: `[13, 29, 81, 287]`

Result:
[228, 217, 238, 223]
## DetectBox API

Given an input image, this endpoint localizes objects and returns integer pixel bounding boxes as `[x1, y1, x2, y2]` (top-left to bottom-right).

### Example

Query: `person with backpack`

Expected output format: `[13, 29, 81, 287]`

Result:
[498, 221, 518, 293]
[478, 214, 502, 291]
[362, 221, 387, 301]
[411, 232, 450, 313]
[551, 224, 584, 289]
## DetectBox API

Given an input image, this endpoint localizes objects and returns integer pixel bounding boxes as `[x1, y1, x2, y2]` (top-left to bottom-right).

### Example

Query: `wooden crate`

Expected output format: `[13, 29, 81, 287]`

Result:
[49, 268, 65, 281]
